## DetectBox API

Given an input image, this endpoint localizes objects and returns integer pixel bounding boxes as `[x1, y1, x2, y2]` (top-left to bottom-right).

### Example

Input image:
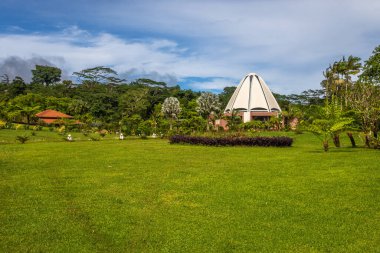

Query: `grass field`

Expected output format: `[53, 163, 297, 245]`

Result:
[0, 129, 379, 252]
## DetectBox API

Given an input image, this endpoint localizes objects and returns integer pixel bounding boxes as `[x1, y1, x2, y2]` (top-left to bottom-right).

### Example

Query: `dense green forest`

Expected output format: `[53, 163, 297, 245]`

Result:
[0, 45, 379, 148]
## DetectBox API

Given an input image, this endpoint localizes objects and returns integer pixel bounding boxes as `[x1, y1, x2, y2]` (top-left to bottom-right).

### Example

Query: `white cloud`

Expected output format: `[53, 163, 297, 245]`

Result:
[1, 0, 380, 93]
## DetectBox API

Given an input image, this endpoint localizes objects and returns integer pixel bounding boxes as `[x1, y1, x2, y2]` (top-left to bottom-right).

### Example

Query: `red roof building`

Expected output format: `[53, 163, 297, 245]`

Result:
[35, 109, 74, 124]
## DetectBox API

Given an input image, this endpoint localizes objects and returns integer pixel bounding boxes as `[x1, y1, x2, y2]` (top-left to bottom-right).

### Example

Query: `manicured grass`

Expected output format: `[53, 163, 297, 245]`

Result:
[0, 129, 379, 252]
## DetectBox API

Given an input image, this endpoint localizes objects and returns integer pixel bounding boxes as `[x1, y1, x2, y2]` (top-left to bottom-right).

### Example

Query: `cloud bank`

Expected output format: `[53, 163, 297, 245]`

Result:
[0, 0, 379, 93]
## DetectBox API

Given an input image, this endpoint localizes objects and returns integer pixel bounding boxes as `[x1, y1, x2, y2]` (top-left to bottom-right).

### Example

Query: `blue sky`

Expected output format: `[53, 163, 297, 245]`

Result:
[0, 0, 379, 94]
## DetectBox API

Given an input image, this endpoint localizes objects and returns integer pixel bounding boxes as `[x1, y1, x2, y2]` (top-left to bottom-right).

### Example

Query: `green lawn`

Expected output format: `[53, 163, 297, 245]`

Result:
[0, 129, 379, 252]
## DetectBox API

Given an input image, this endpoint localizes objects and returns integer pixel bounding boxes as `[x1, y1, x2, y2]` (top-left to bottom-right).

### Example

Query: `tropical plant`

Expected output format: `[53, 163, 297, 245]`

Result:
[161, 97, 181, 130]
[321, 56, 361, 108]
[304, 98, 354, 151]
[224, 110, 243, 131]
[196, 92, 221, 131]
[16, 135, 29, 144]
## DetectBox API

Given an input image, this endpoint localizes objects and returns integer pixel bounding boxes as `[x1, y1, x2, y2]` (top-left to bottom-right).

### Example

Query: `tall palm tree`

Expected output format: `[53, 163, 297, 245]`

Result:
[343, 56, 362, 107]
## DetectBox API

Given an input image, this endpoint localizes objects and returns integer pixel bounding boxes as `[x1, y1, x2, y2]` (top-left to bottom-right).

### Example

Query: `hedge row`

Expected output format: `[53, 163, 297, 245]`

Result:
[169, 135, 293, 147]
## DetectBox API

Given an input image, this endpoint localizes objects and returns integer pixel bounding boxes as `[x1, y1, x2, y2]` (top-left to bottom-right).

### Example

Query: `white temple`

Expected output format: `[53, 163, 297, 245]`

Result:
[224, 73, 281, 123]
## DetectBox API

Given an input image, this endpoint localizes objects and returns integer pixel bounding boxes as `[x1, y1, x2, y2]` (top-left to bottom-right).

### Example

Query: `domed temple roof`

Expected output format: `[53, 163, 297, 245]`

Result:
[224, 73, 281, 113]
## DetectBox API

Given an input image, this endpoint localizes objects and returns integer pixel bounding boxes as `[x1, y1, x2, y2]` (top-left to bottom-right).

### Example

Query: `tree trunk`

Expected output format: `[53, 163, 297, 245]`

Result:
[365, 134, 371, 148]
[333, 134, 340, 147]
[347, 132, 356, 147]
[323, 140, 329, 152]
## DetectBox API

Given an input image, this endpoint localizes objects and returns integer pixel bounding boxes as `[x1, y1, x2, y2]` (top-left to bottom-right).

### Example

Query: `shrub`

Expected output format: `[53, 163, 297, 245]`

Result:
[57, 126, 66, 135]
[33, 125, 42, 131]
[99, 129, 108, 137]
[5, 122, 14, 129]
[89, 135, 100, 141]
[31, 131, 37, 136]
[0, 120, 6, 129]
[169, 135, 293, 147]
[16, 135, 29, 144]
[140, 133, 148, 139]
[370, 137, 380, 149]
[82, 130, 90, 136]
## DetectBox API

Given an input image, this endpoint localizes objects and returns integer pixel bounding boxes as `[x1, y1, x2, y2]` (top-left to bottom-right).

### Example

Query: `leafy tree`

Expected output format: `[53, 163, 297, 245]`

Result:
[219, 86, 236, 109]
[68, 99, 89, 116]
[11, 93, 44, 124]
[31, 65, 62, 86]
[1, 74, 10, 85]
[9, 76, 27, 97]
[161, 97, 181, 130]
[360, 45, 380, 85]
[349, 82, 380, 145]
[357, 45, 380, 142]
[45, 96, 71, 113]
[133, 78, 167, 87]
[73, 66, 124, 88]
[196, 92, 221, 131]
[121, 114, 143, 135]
[119, 88, 149, 118]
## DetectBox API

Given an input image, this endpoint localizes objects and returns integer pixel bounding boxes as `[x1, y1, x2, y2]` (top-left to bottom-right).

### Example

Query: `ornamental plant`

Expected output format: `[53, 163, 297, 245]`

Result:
[169, 135, 293, 147]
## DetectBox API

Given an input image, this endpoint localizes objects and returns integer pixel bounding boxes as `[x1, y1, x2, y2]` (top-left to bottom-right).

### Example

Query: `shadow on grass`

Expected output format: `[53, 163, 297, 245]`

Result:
[307, 147, 364, 153]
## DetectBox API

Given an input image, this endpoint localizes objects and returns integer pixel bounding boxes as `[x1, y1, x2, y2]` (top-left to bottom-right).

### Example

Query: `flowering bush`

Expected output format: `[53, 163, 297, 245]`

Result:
[0, 120, 6, 129]
[169, 135, 293, 147]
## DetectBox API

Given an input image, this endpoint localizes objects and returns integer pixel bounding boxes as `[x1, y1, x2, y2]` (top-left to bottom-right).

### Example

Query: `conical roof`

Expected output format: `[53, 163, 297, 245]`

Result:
[224, 73, 281, 113]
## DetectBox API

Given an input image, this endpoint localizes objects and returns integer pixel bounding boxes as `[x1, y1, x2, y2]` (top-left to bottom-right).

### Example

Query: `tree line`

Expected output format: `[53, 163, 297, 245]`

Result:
[0, 45, 379, 149]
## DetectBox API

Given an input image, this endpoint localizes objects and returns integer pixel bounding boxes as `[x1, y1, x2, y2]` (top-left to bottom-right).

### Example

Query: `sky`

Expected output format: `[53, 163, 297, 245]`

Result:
[0, 0, 379, 94]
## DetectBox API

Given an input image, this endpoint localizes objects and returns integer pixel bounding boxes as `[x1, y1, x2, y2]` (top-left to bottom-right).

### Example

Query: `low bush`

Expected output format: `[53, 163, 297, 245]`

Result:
[370, 137, 380, 149]
[99, 129, 108, 137]
[33, 125, 42, 131]
[169, 135, 293, 147]
[82, 130, 90, 136]
[89, 135, 100, 141]
[16, 135, 29, 144]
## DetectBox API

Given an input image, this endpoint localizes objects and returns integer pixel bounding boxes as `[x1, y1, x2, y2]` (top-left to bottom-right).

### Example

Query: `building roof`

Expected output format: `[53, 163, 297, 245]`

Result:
[224, 73, 281, 113]
[35, 109, 73, 119]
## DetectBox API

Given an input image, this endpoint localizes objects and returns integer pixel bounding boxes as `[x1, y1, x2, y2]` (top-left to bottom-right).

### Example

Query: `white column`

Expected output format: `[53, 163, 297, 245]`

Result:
[243, 112, 251, 123]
